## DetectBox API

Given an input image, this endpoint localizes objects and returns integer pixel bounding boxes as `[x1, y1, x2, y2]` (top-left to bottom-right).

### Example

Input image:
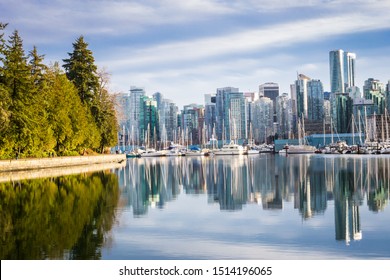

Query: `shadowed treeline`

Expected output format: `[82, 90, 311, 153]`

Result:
[0, 171, 119, 259]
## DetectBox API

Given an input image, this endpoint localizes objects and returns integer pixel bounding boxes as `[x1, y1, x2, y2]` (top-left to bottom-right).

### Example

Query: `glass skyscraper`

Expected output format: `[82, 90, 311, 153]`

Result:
[307, 79, 324, 121]
[329, 49, 356, 93]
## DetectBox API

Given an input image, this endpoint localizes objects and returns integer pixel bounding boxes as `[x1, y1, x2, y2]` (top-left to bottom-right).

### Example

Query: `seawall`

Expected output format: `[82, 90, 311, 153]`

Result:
[0, 154, 126, 173]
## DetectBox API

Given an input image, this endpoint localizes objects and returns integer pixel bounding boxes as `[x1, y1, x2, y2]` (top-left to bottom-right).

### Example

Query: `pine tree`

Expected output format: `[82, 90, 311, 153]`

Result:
[62, 36, 99, 105]
[2, 30, 40, 157]
[63, 37, 118, 153]
[93, 68, 118, 153]
[0, 23, 12, 157]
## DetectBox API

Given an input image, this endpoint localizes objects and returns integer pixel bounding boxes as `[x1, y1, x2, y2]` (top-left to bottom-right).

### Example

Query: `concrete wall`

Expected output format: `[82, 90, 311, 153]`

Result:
[0, 154, 126, 172]
[0, 160, 126, 183]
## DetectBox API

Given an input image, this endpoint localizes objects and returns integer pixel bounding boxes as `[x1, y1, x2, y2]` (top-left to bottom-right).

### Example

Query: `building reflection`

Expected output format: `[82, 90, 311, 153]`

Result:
[116, 154, 390, 243]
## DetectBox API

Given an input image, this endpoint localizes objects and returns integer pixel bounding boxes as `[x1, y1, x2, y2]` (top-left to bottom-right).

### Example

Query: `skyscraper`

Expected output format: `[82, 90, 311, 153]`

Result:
[275, 93, 292, 139]
[329, 49, 356, 93]
[253, 97, 273, 143]
[129, 86, 145, 145]
[259, 82, 279, 124]
[363, 78, 385, 115]
[294, 73, 311, 119]
[204, 94, 216, 141]
[307, 79, 324, 121]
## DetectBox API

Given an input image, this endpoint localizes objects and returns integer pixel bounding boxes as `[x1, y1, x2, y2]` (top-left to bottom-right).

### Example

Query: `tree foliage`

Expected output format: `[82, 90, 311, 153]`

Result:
[0, 24, 118, 159]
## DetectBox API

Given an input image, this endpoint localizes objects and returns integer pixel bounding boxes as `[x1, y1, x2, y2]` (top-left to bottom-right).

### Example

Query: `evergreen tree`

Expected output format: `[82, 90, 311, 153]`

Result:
[63, 37, 118, 153]
[0, 23, 11, 157]
[27, 46, 53, 154]
[93, 68, 118, 153]
[62, 36, 99, 105]
[45, 64, 101, 155]
[2, 30, 37, 158]
[29, 46, 47, 85]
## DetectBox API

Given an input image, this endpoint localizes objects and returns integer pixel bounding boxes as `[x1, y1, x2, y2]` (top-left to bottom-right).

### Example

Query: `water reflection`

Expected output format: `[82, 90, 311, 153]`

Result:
[117, 155, 390, 244]
[0, 171, 119, 259]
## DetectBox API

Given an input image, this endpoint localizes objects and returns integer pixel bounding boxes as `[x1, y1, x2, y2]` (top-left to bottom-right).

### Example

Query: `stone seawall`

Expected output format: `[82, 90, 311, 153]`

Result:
[0, 154, 126, 173]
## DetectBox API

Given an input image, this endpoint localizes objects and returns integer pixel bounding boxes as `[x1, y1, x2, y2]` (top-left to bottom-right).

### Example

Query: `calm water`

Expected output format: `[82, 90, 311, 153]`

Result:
[1, 154, 390, 259]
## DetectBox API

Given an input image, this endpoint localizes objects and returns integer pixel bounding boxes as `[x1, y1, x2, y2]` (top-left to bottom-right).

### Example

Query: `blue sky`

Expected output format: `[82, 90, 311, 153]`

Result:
[1, 0, 390, 108]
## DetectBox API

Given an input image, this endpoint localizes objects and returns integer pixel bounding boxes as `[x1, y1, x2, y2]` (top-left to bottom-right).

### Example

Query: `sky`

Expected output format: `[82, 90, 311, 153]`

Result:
[1, 0, 390, 108]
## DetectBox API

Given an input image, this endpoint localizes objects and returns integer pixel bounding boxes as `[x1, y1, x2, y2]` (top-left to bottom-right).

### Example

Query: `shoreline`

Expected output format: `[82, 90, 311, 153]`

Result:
[0, 154, 126, 173]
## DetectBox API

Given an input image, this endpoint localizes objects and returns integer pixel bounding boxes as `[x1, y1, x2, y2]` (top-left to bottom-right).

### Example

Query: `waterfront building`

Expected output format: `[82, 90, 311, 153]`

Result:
[139, 95, 159, 148]
[114, 92, 131, 148]
[244, 91, 258, 102]
[246, 100, 256, 141]
[153, 92, 163, 110]
[347, 86, 362, 100]
[129, 86, 146, 145]
[363, 78, 385, 115]
[290, 83, 298, 137]
[275, 93, 292, 139]
[159, 98, 179, 144]
[259, 82, 279, 101]
[253, 96, 273, 143]
[294, 74, 311, 120]
[329, 49, 356, 93]
[259, 82, 279, 126]
[324, 99, 331, 125]
[181, 104, 204, 145]
[204, 94, 216, 141]
[307, 79, 324, 121]
[215, 87, 247, 142]
[331, 93, 353, 133]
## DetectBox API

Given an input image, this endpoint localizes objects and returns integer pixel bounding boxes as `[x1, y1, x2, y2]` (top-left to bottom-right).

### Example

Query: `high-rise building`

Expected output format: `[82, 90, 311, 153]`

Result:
[204, 94, 216, 141]
[139, 95, 158, 147]
[215, 87, 247, 142]
[159, 98, 178, 144]
[181, 104, 204, 145]
[363, 78, 385, 115]
[229, 92, 247, 142]
[275, 93, 292, 139]
[307, 79, 324, 121]
[114, 92, 131, 148]
[252, 97, 273, 143]
[259, 82, 279, 125]
[386, 80, 390, 114]
[259, 82, 279, 101]
[129, 86, 146, 145]
[294, 73, 311, 119]
[331, 93, 353, 133]
[329, 49, 356, 93]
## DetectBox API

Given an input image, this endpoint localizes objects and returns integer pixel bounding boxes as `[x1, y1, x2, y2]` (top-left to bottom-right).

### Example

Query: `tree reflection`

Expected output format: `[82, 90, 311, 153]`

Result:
[0, 171, 119, 259]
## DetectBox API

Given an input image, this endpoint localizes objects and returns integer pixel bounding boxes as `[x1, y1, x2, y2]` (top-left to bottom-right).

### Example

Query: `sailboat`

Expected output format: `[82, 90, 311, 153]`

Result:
[246, 123, 259, 155]
[140, 124, 167, 157]
[280, 117, 316, 154]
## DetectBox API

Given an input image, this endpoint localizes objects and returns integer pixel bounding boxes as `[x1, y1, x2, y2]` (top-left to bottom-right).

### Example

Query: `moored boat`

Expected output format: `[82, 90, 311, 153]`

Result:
[213, 141, 244, 155]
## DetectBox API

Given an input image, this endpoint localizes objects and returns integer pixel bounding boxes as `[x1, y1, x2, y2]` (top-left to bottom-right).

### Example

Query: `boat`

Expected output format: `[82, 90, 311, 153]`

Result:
[166, 143, 184, 156]
[126, 147, 144, 158]
[280, 118, 316, 154]
[184, 146, 205, 156]
[246, 146, 259, 155]
[280, 144, 316, 154]
[140, 148, 167, 157]
[213, 141, 244, 155]
[126, 151, 140, 158]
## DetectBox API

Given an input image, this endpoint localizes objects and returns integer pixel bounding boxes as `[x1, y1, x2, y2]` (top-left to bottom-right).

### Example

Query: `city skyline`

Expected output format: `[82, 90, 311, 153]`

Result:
[2, 0, 390, 108]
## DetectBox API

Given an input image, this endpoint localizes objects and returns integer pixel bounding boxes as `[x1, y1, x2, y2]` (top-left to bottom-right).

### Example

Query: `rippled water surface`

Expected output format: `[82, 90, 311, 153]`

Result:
[1, 154, 390, 259]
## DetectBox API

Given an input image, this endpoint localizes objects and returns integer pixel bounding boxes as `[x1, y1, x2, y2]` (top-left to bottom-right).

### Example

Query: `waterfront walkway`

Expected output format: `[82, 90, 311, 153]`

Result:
[0, 154, 126, 173]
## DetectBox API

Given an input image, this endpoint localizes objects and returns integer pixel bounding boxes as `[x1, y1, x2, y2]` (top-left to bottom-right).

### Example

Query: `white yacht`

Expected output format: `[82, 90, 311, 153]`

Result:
[213, 141, 244, 155]
[279, 144, 316, 154]
[140, 148, 167, 157]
